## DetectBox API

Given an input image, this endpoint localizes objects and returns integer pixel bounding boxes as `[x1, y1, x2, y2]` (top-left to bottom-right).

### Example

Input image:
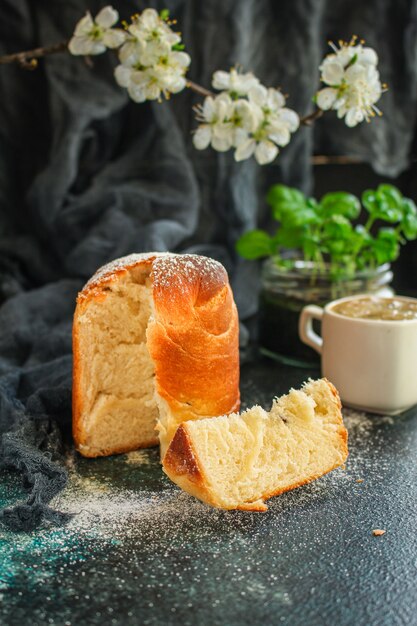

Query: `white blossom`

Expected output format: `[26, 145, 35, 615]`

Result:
[194, 81, 299, 165]
[212, 68, 260, 97]
[193, 94, 236, 151]
[115, 48, 190, 102]
[114, 9, 190, 102]
[68, 6, 126, 56]
[128, 9, 181, 48]
[235, 86, 299, 165]
[316, 39, 385, 126]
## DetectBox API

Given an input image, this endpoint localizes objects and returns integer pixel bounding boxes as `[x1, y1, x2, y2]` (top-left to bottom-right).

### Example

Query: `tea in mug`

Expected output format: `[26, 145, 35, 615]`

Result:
[332, 296, 417, 321]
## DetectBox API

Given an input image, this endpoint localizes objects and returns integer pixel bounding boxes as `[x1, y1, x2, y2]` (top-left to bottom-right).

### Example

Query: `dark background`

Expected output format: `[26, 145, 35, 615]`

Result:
[0, 0, 417, 529]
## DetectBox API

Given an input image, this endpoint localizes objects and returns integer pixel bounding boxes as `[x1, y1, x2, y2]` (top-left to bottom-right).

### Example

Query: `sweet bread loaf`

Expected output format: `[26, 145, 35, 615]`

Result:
[163, 378, 348, 511]
[72, 253, 240, 458]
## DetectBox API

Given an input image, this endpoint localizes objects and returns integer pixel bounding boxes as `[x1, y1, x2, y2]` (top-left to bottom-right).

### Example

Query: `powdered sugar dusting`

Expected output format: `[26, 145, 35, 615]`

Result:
[343, 407, 394, 437]
[80, 253, 227, 298]
[151, 254, 226, 292]
[1, 400, 414, 626]
[125, 450, 153, 466]
[50, 407, 392, 539]
[81, 252, 164, 293]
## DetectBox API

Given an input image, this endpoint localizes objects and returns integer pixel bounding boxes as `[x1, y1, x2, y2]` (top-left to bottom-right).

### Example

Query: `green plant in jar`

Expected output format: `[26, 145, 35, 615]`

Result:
[236, 184, 417, 366]
[237, 184, 417, 274]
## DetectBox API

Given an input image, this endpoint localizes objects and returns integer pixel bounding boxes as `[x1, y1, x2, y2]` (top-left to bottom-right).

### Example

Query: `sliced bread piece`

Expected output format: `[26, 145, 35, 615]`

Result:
[163, 378, 348, 511]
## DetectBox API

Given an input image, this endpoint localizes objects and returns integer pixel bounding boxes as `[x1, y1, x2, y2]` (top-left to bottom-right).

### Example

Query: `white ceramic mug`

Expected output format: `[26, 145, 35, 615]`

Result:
[299, 294, 417, 414]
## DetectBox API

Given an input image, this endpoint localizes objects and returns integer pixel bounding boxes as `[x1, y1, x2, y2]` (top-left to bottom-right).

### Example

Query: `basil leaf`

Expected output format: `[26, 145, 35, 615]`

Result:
[323, 214, 353, 238]
[320, 192, 361, 219]
[370, 228, 400, 264]
[267, 184, 306, 207]
[362, 189, 378, 214]
[235, 230, 276, 259]
[376, 184, 403, 209]
[274, 226, 306, 249]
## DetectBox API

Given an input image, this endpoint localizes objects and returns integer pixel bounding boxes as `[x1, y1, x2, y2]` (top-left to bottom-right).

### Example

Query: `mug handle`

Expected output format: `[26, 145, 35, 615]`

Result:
[299, 305, 324, 354]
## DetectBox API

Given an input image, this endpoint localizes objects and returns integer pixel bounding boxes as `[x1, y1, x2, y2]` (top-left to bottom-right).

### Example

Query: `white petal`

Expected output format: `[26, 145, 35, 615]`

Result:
[276, 108, 299, 131]
[336, 46, 355, 68]
[254, 140, 278, 165]
[245, 101, 264, 130]
[152, 67, 173, 89]
[95, 6, 119, 28]
[345, 108, 365, 127]
[214, 93, 233, 119]
[233, 127, 249, 147]
[235, 72, 259, 94]
[337, 104, 347, 118]
[316, 87, 338, 110]
[212, 121, 233, 140]
[171, 51, 191, 68]
[74, 13, 94, 37]
[235, 138, 256, 161]
[118, 42, 140, 65]
[127, 22, 142, 39]
[248, 84, 267, 106]
[114, 65, 132, 87]
[169, 76, 186, 93]
[145, 83, 162, 100]
[212, 134, 233, 152]
[321, 61, 344, 85]
[193, 126, 212, 150]
[215, 92, 233, 106]
[333, 96, 346, 110]
[369, 82, 382, 103]
[140, 8, 160, 28]
[159, 23, 181, 46]
[234, 100, 258, 132]
[345, 63, 367, 83]
[131, 70, 149, 87]
[268, 126, 290, 146]
[267, 88, 285, 109]
[89, 41, 107, 55]
[321, 52, 337, 65]
[359, 47, 378, 66]
[127, 84, 147, 102]
[202, 97, 215, 121]
[212, 70, 230, 91]
[68, 36, 97, 55]
[141, 41, 170, 66]
[102, 29, 126, 49]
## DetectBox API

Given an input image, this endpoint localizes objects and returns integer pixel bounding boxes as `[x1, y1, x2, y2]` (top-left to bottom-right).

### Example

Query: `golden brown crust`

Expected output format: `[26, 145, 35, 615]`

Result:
[76, 437, 159, 458]
[162, 424, 203, 482]
[162, 424, 217, 507]
[72, 252, 240, 457]
[147, 255, 240, 449]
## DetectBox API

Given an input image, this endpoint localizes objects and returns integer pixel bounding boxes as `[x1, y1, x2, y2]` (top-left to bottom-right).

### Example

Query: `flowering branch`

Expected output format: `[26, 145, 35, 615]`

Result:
[186, 80, 214, 98]
[299, 108, 324, 127]
[0, 8, 387, 165]
[0, 41, 68, 69]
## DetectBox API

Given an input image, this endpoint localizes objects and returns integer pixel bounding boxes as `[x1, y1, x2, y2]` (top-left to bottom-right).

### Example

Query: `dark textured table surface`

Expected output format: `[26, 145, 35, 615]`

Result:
[1, 358, 416, 626]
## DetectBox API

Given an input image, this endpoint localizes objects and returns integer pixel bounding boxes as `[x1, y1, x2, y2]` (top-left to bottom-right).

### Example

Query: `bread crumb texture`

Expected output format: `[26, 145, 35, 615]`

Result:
[74, 263, 158, 456]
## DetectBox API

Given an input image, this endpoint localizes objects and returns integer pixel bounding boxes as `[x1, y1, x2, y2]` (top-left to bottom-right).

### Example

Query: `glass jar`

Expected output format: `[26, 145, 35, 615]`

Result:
[259, 258, 394, 368]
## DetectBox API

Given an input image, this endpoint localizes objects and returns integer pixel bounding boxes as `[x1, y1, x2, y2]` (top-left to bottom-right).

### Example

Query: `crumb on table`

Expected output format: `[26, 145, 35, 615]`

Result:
[372, 529, 386, 536]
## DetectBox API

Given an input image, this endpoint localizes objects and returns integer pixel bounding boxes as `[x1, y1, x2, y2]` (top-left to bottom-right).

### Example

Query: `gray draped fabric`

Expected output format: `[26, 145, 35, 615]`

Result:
[0, 0, 416, 530]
